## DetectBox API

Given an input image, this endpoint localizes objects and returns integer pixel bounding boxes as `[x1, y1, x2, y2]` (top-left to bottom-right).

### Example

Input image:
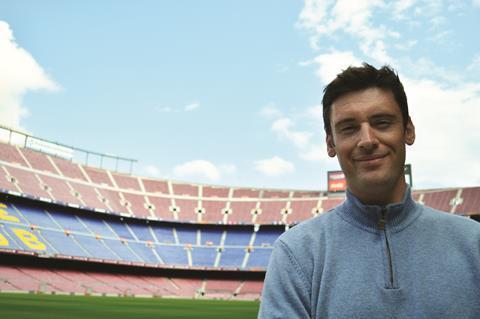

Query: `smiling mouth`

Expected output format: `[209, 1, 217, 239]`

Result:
[355, 154, 387, 165]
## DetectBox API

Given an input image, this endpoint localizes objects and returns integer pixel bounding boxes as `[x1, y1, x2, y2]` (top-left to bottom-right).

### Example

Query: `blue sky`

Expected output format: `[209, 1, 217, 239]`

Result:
[0, 0, 479, 191]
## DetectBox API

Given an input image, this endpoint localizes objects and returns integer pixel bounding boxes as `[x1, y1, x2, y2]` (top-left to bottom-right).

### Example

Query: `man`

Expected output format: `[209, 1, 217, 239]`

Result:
[258, 63, 480, 318]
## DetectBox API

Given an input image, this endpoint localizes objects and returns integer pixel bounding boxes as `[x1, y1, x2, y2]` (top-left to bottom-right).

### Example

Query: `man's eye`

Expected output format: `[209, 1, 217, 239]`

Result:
[375, 120, 391, 128]
[340, 126, 355, 133]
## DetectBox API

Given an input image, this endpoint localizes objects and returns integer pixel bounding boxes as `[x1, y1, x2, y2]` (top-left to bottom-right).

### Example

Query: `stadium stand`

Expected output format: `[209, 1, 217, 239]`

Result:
[229, 201, 256, 224]
[202, 185, 230, 198]
[3, 166, 50, 198]
[50, 157, 87, 181]
[0, 136, 479, 301]
[147, 196, 172, 220]
[421, 189, 458, 212]
[141, 178, 169, 194]
[203, 279, 242, 299]
[0, 142, 28, 166]
[455, 187, 480, 216]
[200, 228, 223, 246]
[201, 199, 227, 223]
[256, 201, 286, 224]
[111, 172, 141, 191]
[82, 166, 114, 187]
[19, 147, 58, 174]
[172, 182, 198, 197]
[287, 199, 318, 224]
[175, 198, 199, 222]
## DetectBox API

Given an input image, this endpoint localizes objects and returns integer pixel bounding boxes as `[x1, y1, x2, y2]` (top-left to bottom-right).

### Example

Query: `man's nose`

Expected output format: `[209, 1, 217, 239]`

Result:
[357, 124, 378, 150]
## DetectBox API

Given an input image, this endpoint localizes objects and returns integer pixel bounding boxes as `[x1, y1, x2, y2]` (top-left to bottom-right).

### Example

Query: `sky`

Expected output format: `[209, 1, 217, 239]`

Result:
[0, 0, 479, 191]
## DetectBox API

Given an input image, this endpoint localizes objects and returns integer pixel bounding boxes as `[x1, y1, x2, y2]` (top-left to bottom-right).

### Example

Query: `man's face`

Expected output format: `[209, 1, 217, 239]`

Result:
[326, 87, 415, 203]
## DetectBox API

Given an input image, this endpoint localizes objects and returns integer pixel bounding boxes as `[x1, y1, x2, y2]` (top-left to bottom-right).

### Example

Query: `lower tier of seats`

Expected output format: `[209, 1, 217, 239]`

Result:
[0, 264, 263, 300]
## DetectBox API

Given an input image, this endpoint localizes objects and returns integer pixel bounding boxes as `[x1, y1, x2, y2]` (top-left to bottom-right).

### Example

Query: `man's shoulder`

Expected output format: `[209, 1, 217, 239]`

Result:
[276, 208, 339, 249]
[420, 204, 480, 235]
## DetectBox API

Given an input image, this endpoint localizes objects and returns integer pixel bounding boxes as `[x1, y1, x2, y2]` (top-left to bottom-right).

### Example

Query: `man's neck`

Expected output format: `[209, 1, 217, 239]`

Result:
[349, 182, 407, 206]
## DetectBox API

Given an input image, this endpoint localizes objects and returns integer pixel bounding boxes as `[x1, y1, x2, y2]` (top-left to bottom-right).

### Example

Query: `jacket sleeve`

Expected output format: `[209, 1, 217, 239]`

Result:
[258, 239, 311, 319]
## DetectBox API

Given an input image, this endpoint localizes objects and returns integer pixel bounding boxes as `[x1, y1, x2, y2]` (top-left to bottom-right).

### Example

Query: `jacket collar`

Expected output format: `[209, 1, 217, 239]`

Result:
[338, 185, 420, 233]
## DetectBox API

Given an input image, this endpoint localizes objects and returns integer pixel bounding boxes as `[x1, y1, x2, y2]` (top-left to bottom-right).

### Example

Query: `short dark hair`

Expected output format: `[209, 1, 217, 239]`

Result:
[322, 63, 409, 135]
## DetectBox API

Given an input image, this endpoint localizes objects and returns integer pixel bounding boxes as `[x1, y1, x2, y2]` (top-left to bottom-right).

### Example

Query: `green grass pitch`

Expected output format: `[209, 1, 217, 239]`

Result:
[0, 293, 260, 319]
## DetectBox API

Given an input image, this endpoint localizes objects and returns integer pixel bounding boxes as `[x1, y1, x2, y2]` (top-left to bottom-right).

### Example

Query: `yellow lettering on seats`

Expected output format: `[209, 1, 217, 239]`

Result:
[12, 228, 46, 251]
[0, 203, 20, 223]
[0, 233, 8, 246]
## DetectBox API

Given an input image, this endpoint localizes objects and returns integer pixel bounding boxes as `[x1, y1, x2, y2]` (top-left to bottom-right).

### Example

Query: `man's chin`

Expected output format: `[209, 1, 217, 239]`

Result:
[354, 176, 391, 192]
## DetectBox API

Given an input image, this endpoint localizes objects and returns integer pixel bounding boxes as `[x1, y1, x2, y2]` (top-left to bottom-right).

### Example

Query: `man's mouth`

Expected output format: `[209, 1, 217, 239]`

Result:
[354, 154, 387, 165]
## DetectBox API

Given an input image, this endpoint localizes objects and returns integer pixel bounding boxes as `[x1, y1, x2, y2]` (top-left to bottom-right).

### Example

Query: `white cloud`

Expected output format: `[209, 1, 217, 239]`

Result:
[261, 104, 331, 163]
[474, 0, 480, 8]
[174, 160, 221, 181]
[254, 156, 295, 176]
[400, 57, 462, 84]
[467, 54, 480, 72]
[307, 104, 323, 120]
[300, 144, 329, 161]
[297, 0, 392, 63]
[393, 0, 417, 19]
[0, 21, 58, 129]
[405, 77, 480, 187]
[184, 102, 200, 112]
[311, 50, 362, 84]
[144, 165, 162, 177]
[271, 117, 312, 148]
[173, 160, 236, 182]
[219, 164, 237, 175]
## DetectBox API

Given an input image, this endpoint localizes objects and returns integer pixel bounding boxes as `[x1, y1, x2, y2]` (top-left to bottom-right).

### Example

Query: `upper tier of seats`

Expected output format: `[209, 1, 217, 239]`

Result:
[0, 141, 479, 225]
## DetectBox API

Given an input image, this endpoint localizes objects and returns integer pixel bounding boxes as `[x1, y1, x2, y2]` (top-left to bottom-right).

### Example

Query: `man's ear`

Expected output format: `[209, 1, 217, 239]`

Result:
[405, 117, 415, 146]
[326, 134, 336, 157]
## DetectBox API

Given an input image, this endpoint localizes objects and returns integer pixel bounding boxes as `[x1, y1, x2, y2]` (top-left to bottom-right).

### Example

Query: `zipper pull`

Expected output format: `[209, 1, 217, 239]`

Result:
[378, 207, 387, 230]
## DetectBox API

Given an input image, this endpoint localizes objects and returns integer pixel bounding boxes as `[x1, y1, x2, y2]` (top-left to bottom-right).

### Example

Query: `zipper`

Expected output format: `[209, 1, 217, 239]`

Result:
[379, 207, 394, 287]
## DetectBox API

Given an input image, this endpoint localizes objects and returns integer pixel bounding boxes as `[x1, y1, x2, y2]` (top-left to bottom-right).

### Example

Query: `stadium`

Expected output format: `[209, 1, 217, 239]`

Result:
[0, 124, 479, 317]
[1, 0, 479, 317]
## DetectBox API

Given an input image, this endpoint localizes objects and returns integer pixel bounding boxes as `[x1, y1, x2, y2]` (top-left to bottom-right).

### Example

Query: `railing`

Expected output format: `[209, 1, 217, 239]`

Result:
[0, 125, 137, 174]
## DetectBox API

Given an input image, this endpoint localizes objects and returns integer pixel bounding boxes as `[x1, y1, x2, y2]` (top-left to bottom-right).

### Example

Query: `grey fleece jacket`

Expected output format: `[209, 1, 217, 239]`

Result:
[258, 187, 480, 318]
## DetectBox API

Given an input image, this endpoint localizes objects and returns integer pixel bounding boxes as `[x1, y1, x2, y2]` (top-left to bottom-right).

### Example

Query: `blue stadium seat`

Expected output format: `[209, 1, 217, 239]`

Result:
[152, 225, 176, 244]
[40, 229, 91, 258]
[0, 227, 23, 250]
[191, 247, 217, 267]
[49, 211, 90, 233]
[75, 235, 119, 260]
[155, 245, 188, 266]
[103, 238, 143, 262]
[218, 248, 245, 268]
[246, 248, 272, 268]
[128, 242, 161, 264]
[80, 216, 117, 238]
[3, 225, 56, 254]
[224, 229, 252, 246]
[106, 220, 135, 240]
[175, 225, 197, 245]
[200, 229, 223, 246]
[128, 223, 155, 242]
[253, 228, 282, 246]
[13, 203, 59, 229]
